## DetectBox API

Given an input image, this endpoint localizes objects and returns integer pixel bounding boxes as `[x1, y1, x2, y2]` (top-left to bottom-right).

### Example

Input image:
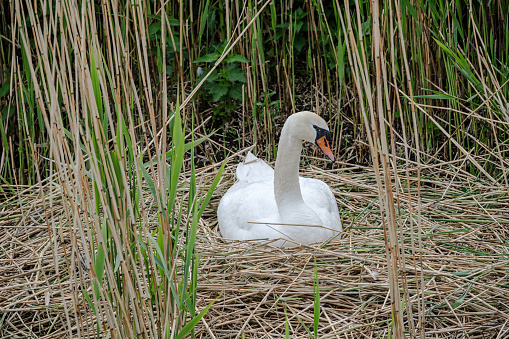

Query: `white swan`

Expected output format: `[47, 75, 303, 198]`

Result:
[217, 111, 342, 247]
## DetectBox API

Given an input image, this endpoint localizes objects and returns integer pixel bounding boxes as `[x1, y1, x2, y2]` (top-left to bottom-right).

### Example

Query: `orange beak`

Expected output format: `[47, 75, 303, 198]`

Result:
[316, 136, 335, 162]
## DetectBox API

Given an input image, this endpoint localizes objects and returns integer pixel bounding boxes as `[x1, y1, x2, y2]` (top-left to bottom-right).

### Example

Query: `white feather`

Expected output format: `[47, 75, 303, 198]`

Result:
[217, 112, 342, 247]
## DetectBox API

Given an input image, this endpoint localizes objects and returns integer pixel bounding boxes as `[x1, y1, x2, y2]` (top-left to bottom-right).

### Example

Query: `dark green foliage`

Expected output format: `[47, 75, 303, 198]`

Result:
[194, 49, 248, 122]
[1, 0, 509, 187]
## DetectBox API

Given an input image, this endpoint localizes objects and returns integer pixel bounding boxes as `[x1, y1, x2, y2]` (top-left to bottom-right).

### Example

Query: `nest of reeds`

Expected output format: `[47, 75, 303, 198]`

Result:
[193, 160, 509, 338]
[1, 153, 509, 338]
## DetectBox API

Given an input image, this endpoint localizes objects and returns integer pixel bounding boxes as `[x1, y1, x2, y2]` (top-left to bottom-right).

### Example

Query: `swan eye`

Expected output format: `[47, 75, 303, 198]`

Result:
[313, 125, 331, 144]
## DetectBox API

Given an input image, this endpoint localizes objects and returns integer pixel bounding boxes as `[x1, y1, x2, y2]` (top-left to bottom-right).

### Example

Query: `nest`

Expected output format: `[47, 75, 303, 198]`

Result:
[1, 157, 509, 338]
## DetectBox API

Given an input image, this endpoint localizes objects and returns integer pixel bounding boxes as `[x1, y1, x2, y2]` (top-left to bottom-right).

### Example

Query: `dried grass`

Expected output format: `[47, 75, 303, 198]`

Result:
[2, 151, 509, 338]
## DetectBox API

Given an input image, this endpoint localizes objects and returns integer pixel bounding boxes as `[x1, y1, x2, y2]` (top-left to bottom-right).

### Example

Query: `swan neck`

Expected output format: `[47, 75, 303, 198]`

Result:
[274, 125, 304, 212]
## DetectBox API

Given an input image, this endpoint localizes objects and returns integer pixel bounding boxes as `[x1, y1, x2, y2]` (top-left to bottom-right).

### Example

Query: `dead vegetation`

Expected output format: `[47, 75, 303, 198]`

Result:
[2, 152, 509, 338]
[2, 0, 509, 337]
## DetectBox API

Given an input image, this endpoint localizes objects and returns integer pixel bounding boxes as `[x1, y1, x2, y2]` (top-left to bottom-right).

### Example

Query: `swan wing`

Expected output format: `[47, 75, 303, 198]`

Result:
[300, 177, 342, 232]
[217, 180, 282, 241]
[218, 150, 341, 247]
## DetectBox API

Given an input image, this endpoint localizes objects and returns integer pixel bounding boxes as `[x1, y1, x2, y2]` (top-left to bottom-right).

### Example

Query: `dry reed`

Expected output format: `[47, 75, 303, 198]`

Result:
[2, 149, 509, 338]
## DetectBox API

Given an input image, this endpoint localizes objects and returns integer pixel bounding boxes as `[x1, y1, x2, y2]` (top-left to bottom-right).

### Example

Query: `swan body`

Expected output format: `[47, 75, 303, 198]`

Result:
[217, 111, 342, 247]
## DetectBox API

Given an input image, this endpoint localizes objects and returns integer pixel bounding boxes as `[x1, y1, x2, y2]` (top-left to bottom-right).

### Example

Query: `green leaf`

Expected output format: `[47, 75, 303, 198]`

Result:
[225, 54, 250, 63]
[294, 7, 307, 20]
[146, 233, 170, 278]
[193, 53, 220, 63]
[313, 261, 320, 338]
[94, 244, 105, 285]
[256, 17, 265, 64]
[148, 22, 161, 38]
[139, 158, 158, 202]
[452, 282, 473, 309]
[0, 113, 8, 150]
[168, 17, 180, 26]
[224, 67, 246, 83]
[294, 36, 306, 52]
[80, 286, 96, 314]
[167, 35, 181, 53]
[176, 296, 219, 339]
[294, 20, 304, 34]
[338, 41, 345, 82]
[168, 106, 185, 212]
[210, 84, 229, 101]
[293, 311, 313, 338]
[89, 45, 103, 119]
[1, 105, 16, 121]
[0, 81, 10, 98]
[198, 0, 210, 45]
[433, 38, 479, 86]
[401, 0, 417, 20]
[93, 243, 105, 299]
[205, 71, 220, 83]
[228, 84, 243, 100]
[114, 250, 122, 273]
[414, 94, 455, 100]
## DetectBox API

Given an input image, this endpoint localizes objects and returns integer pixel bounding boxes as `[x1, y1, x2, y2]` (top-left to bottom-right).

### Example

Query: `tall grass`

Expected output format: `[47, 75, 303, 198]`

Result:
[2, 1, 225, 337]
[1, 0, 508, 337]
[2, 1, 508, 181]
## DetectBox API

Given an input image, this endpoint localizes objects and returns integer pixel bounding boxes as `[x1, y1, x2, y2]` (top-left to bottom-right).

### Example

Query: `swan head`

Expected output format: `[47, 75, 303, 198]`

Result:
[287, 111, 335, 161]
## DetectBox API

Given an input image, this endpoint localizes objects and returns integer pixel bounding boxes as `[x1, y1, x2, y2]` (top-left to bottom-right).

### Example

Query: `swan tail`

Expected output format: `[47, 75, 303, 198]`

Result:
[236, 151, 274, 182]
